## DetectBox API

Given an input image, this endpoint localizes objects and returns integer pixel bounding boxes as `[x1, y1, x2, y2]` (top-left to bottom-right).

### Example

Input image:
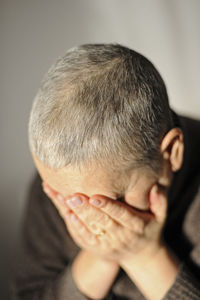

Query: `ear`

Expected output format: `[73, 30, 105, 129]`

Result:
[160, 128, 184, 172]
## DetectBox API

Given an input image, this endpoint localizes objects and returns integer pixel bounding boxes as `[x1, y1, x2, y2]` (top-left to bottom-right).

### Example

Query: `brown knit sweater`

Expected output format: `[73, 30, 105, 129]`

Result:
[11, 114, 200, 299]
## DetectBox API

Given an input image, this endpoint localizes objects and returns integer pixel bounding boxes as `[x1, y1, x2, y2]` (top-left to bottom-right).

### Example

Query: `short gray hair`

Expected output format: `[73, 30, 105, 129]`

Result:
[29, 44, 174, 173]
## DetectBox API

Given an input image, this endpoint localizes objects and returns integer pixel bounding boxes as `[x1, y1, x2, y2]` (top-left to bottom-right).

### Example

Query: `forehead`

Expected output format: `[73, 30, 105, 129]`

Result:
[33, 155, 142, 198]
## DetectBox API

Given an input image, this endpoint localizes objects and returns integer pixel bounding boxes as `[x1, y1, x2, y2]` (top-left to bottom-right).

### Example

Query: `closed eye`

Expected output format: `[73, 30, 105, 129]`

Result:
[117, 196, 124, 203]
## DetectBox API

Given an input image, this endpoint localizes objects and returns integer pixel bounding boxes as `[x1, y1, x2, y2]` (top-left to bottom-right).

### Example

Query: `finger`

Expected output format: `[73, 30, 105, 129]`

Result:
[66, 193, 117, 234]
[149, 184, 168, 223]
[66, 194, 123, 247]
[66, 210, 136, 253]
[89, 195, 149, 234]
[42, 182, 70, 218]
[65, 212, 99, 247]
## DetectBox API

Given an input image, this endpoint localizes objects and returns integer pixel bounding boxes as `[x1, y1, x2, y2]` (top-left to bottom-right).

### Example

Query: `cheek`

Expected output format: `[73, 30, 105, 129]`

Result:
[125, 190, 149, 210]
[124, 172, 157, 210]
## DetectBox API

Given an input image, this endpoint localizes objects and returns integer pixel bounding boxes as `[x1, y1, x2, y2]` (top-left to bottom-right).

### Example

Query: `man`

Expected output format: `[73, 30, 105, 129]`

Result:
[11, 44, 200, 299]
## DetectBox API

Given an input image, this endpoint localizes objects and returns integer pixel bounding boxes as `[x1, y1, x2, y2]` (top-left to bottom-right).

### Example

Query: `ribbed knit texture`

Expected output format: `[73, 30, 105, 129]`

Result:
[163, 264, 200, 300]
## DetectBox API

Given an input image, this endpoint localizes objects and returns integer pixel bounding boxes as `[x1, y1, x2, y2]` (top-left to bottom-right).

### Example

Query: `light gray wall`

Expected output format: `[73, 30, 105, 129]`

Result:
[1, 0, 200, 298]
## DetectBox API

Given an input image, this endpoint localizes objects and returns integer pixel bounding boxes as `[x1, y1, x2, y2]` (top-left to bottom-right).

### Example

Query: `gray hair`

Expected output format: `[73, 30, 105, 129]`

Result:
[29, 44, 174, 173]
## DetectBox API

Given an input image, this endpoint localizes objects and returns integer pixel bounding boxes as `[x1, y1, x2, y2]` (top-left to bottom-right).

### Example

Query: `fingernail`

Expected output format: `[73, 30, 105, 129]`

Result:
[89, 198, 101, 206]
[67, 196, 83, 208]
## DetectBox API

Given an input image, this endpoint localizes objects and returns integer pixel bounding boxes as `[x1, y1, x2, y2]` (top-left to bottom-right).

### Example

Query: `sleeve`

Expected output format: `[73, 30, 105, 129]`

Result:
[163, 178, 200, 300]
[10, 173, 88, 300]
[163, 263, 200, 300]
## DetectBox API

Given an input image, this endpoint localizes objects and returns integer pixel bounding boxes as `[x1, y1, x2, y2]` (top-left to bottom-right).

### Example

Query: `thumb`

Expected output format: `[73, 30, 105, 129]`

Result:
[149, 184, 168, 223]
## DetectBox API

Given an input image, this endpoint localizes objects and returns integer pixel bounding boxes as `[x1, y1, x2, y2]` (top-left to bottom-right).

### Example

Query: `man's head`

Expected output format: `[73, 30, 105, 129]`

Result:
[29, 44, 184, 210]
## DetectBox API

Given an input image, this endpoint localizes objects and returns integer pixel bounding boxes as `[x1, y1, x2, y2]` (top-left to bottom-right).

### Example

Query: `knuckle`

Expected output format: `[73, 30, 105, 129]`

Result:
[105, 218, 116, 230]
[89, 222, 99, 233]
[90, 211, 109, 226]
[98, 213, 109, 226]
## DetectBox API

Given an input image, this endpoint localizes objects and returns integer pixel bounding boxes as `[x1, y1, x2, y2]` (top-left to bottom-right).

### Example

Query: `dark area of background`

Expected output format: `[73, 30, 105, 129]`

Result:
[1, 0, 200, 299]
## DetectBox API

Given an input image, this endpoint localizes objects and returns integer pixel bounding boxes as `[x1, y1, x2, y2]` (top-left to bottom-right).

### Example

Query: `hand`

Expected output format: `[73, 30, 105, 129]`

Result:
[43, 182, 179, 300]
[42, 181, 168, 263]
[42, 182, 120, 299]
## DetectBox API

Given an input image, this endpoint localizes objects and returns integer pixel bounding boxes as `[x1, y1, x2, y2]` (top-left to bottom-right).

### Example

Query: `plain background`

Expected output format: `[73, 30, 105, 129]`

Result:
[1, 0, 200, 298]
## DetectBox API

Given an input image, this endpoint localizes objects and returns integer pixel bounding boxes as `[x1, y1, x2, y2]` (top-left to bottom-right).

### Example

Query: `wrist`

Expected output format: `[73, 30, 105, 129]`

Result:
[120, 245, 180, 300]
[72, 250, 120, 299]
[120, 241, 164, 268]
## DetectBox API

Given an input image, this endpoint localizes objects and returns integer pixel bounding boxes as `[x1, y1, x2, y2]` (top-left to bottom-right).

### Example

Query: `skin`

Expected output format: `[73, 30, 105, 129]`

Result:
[32, 127, 184, 300]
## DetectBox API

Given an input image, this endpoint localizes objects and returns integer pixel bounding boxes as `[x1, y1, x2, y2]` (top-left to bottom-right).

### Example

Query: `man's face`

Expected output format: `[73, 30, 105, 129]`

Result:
[33, 155, 160, 210]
